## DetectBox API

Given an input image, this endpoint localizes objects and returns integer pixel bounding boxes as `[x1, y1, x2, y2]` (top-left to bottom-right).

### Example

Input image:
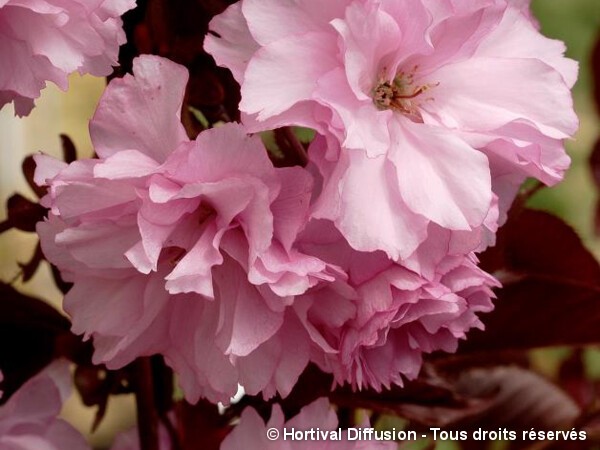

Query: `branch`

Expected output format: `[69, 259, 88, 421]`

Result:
[134, 358, 160, 450]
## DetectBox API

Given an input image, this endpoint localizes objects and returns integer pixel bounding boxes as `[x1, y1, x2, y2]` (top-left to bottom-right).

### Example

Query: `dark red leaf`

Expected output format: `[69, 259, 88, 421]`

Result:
[461, 209, 600, 352]
[329, 365, 493, 428]
[74, 363, 132, 432]
[591, 138, 600, 237]
[266, 364, 333, 420]
[0, 282, 70, 401]
[559, 350, 595, 410]
[195, 0, 232, 16]
[133, 23, 154, 54]
[188, 68, 224, 106]
[4, 193, 47, 233]
[50, 264, 73, 295]
[590, 139, 600, 189]
[21, 155, 47, 198]
[117, 0, 242, 134]
[430, 349, 529, 373]
[225, 363, 494, 429]
[273, 364, 490, 428]
[18, 242, 44, 282]
[573, 409, 600, 448]
[480, 209, 600, 281]
[176, 398, 231, 450]
[75, 365, 110, 431]
[454, 366, 580, 431]
[60, 134, 77, 163]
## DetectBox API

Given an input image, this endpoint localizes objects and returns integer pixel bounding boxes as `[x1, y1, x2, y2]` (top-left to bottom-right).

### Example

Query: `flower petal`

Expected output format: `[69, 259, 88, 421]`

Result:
[90, 55, 189, 162]
[241, 32, 339, 119]
[423, 56, 578, 139]
[390, 120, 492, 230]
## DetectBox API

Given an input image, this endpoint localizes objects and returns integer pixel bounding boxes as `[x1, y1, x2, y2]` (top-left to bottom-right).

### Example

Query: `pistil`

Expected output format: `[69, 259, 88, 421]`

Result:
[373, 68, 436, 120]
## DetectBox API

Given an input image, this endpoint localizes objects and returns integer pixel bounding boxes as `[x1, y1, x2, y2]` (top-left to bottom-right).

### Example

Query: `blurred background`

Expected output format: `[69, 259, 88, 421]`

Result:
[0, 0, 598, 448]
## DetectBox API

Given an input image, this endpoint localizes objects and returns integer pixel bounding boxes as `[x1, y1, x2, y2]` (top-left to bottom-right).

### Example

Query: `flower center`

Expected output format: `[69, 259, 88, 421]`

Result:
[373, 68, 436, 120]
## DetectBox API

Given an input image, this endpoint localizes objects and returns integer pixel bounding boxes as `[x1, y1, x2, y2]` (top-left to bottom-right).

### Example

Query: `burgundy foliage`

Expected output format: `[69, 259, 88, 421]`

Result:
[1, 3, 599, 450]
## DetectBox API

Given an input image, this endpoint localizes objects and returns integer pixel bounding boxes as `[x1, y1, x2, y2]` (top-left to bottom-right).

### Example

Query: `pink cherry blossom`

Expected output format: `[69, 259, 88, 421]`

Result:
[0, 362, 90, 450]
[35, 55, 334, 403]
[206, 0, 577, 261]
[0, 0, 136, 116]
[296, 220, 498, 390]
[221, 397, 396, 450]
[35, 54, 499, 399]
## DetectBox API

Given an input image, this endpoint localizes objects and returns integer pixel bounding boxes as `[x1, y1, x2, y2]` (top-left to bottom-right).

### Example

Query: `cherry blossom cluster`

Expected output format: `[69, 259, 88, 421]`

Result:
[0, 0, 581, 448]
[0, 0, 136, 116]
[33, 0, 577, 410]
[206, 0, 576, 262]
[35, 55, 493, 405]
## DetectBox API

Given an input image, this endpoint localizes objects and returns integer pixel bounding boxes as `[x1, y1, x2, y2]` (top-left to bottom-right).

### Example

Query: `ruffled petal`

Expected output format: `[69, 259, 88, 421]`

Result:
[390, 120, 492, 230]
[90, 55, 189, 162]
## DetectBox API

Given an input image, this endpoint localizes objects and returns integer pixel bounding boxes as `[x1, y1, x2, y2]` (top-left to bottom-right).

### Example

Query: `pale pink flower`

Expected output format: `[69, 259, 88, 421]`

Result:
[306, 135, 501, 278]
[206, 0, 577, 261]
[162, 256, 320, 403]
[0, 0, 136, 116]
[0, 362, 90, 450]
[296, 220, 498, 390]
[221, 397, 396, 450]
[36, 55, 334, 403]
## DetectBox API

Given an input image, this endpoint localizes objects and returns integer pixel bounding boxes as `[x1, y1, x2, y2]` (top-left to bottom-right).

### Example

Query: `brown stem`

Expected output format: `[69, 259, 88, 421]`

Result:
[337, 406, 353, 429]
[134, 358, 160, 450]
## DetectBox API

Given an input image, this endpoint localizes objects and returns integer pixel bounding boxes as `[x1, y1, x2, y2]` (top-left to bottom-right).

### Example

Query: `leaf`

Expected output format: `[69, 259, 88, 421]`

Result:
[570, 409, 600, 449]
[1, 193, 47, 233]
[454, 366, 580, 431]
[268, 364, 491, 428]
[559, 349, 596, 410]
[460, 209, 600, 352]
[331, 366, 493, 428]
[0, 282, 70, 401]
[21, 155, 47, 198]
[50, 264, 73, 295]
[18, 242, 44, 282]
[74, 365, 110, 431]
[176, 398, 232, 450]
[74, 363, 132, 432]
[60, 134, 77, 163]
[271, 364, 332, 419]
